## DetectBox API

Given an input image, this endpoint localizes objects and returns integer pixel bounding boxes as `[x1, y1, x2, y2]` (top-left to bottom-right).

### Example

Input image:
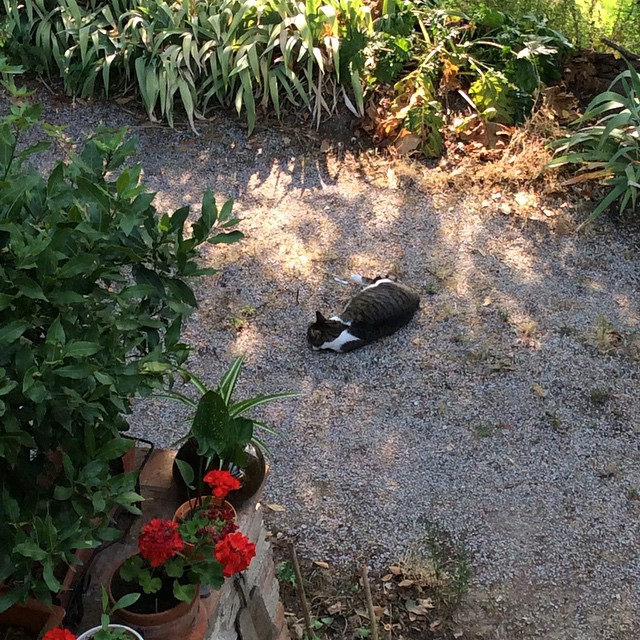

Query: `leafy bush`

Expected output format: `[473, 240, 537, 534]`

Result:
[1, 0, 374, 132]
[549, 61, 640, 226]
[0, 75, 242, 610]
[364, 3, 572, 154]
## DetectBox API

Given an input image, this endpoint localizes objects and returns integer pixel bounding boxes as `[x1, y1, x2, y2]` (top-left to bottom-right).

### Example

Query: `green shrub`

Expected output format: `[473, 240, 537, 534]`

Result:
[549, 61, 640, 227]
[1, 0, 374, 132]
[0, 76, 242, 609]
[365, 3, 572, 153]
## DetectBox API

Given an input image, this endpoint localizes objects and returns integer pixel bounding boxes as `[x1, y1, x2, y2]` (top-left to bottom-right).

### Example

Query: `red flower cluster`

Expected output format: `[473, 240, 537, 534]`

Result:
[203, 469, 241, 500]
[138, 518, 184, 567]
[42, 630, 76, 640]
[199, 502, 238, 543]
[214, 531, 256, 577]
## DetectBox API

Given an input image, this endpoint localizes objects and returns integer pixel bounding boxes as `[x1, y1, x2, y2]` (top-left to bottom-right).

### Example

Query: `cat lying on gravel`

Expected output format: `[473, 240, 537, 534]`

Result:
[307, 274, 420, 353]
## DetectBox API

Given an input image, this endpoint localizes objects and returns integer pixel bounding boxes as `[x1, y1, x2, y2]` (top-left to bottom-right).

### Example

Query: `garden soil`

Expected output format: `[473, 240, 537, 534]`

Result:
[10, 88, 640, 640]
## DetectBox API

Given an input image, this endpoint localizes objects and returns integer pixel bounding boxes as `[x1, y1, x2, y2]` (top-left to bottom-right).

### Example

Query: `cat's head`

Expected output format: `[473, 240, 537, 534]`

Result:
[307, 311, 344, 349]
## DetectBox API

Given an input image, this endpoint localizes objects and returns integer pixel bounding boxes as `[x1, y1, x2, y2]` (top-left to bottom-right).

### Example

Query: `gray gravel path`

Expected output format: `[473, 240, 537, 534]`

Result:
[14, 92, 640, 640]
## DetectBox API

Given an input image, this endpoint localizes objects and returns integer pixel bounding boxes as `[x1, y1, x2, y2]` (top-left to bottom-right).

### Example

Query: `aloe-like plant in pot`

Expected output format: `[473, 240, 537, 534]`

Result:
[168, 356, 296, 507]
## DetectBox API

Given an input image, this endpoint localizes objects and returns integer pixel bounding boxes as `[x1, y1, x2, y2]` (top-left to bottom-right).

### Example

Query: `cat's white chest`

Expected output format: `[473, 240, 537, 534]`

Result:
[314, 329, 360, 352]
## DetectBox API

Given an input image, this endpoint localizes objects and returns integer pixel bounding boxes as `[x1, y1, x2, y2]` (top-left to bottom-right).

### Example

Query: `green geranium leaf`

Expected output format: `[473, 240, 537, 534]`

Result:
[173, 582, 195, 603]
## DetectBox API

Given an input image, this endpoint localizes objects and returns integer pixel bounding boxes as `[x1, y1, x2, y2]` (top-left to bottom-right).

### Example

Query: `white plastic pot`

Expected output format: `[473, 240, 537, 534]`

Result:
[76, 624, 144, 640]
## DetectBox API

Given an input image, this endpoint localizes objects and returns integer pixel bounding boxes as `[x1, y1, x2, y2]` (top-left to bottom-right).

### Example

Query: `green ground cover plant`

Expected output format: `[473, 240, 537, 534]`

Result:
[549, 61, 640, 226]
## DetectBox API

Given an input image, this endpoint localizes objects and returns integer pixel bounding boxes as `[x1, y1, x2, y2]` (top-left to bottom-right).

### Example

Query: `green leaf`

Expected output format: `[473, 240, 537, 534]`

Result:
[2, 489, 19, 521]
[77, 177, 112, 213]
[0, 321, 28, 346]
[54, 364, 96, 378]
[43, 559, 61, 593]
[14, 541, 47, 561]
[200, 189, 218, 231]
[174, 459, 195, 489]
[230, 392, 297, 418]
[0, 379, 18, 396]
[46, 316, 66, 346]
[173, 582, 196, 603]
[120, 555, 143, 582]
[0, 590, 20, 614]
[64, 341, 102, 357]
[208, 230, 244, 244]
[0, 293, 14, 311]
[96, 437, 134, 461]
[14, 276, 46, 301]
[191, 390, 232, 458]
[114, 592, 141, 611]
[54, 486, 74, 500]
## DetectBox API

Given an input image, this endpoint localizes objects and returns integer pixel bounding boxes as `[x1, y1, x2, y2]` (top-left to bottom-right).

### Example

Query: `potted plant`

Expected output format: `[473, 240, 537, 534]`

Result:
[0, 75, 243, 612]
[44, 588, 144, 640]
[108, 504, 256, 640]
[166, 356, 297, 507]
[172, 470, 241, 554]
[0, 598, 65, 640]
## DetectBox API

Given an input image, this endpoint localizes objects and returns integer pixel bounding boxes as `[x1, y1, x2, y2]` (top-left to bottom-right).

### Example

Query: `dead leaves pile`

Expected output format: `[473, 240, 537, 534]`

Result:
[280, 556, 461, 640]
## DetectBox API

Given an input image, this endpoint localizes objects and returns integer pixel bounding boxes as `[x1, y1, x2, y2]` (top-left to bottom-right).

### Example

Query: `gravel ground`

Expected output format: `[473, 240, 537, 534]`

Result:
[11, 91, 640, 639]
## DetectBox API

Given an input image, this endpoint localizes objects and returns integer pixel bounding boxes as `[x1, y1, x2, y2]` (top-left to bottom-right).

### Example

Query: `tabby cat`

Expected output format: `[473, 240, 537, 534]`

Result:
[307, 274, 420, 353]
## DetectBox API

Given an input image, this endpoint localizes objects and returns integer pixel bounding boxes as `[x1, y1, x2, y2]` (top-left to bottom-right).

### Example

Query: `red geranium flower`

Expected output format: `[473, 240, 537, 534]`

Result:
[138, 518, 184, 567]
[42, 629, 77, 640]
[203, 469, 241, 500]
[214, 531, 256, 577]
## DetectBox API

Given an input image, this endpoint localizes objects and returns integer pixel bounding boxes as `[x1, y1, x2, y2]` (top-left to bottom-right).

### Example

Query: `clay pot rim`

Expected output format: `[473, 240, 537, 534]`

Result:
[108, 561, 200, 627]
[172, 497, 237, 524]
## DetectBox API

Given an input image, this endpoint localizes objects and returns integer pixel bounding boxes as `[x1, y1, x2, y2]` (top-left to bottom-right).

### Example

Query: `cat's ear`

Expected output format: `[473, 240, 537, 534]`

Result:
[315, 311, 326, 323]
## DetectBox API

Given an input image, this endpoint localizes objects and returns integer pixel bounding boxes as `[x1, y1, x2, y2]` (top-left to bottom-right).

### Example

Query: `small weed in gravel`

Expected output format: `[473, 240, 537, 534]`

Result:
[473, 424, 495, 438]
[627, 487, 640, 501]
[589, 388, 611, 406]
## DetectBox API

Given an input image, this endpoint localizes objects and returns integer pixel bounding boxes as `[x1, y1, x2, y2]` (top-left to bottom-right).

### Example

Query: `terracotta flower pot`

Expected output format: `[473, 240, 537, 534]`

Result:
[172, 440, 266, 508]
[0, 599, 65, 638]
[77, 624, 144, 640]
[172, 496, 237, 525]
[172, 497, 237, 557]
[108, 564, 200, 640]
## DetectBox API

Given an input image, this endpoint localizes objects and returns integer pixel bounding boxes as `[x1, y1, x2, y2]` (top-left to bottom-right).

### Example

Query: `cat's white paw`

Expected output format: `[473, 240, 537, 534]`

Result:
[350, 273, 365, 285]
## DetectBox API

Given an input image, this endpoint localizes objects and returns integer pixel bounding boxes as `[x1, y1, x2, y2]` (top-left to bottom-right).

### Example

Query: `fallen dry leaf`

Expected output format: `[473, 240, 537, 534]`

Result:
[398, 579, 415, 588]
[531, 383, 548, 398]
[266, 503, 286, 512]
[381, 573, 394, 582]
[388, 565, 403, 575]
[312, 560, 330, 569]
[320, 139, 331, 153]
[393, 129, 421, 156]
[405, 599, 432, 616]
[327, 602, 343, 615]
